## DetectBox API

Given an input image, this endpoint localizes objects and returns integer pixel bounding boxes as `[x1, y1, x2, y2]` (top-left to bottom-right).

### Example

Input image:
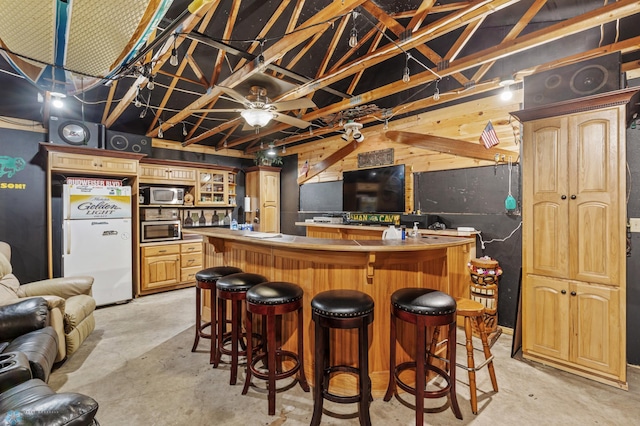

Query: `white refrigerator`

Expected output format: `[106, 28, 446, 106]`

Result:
[62, 183, 133, 306]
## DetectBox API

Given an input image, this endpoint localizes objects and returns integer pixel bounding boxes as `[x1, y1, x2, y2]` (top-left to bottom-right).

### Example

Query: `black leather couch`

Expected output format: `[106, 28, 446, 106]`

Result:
[0, 299, 99, 425]
[0, 298, 58, 382]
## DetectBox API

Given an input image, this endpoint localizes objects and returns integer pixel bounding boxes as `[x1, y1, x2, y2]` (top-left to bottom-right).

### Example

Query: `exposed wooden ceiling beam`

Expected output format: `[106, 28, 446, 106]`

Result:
[297, 140, 362, 184]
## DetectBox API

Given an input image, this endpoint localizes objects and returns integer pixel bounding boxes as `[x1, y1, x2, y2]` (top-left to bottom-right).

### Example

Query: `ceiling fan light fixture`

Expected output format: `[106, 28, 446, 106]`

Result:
[241, 109, 273, 128]
[267, 144, 276, 156]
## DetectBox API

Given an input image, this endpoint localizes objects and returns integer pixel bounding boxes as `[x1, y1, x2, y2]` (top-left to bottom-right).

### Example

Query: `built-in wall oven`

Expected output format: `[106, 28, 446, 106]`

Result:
[140, 208, 181, 242]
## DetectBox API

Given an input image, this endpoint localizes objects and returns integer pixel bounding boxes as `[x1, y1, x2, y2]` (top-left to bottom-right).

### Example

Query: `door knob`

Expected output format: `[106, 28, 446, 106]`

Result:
[561, 195, 567, 200]
[570, 195, 577, 199]
[571, 291, 577, 296]
[561, 289, 567, 294]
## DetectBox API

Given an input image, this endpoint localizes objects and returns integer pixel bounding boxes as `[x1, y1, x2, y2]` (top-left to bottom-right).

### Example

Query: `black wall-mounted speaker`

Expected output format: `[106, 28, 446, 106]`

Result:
[48, 116, 104, 148]
[104, 130, 152, 156]
[523, 52, 622, 108]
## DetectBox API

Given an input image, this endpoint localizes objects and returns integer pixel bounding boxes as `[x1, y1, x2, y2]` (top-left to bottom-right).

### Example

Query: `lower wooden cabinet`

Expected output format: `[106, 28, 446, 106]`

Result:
[140, 241, 202, 294]
[523, 274, 623, 386]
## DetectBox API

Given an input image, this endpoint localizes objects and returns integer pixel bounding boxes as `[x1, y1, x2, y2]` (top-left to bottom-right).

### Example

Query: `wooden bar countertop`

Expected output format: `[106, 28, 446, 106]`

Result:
[185, 227, 474, 397]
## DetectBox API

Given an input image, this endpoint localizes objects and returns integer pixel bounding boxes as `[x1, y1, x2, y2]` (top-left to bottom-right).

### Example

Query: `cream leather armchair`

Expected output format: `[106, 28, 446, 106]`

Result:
[0, 242, 96, 362]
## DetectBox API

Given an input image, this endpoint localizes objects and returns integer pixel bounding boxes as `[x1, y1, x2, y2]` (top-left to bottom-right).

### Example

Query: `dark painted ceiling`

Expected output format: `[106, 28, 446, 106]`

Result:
[1, 0, 639, 155]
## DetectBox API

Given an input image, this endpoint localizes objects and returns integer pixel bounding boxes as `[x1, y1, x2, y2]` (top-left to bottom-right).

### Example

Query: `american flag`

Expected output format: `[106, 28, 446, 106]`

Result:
[480, 121, 500, 149]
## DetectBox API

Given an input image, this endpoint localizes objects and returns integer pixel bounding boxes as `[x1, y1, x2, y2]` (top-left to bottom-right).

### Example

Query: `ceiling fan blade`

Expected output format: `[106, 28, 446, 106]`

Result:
[191, 108, 245, 113]
[216, 85, 249, 105]
[268, 97, 316, 111]
[272, 112, 312, 128]
[386, 131, 518, 162]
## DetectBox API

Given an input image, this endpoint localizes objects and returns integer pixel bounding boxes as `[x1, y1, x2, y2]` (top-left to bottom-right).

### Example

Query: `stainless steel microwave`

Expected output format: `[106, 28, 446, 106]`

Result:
[140, 220, 181, 243]
[141, 187, 184, 205]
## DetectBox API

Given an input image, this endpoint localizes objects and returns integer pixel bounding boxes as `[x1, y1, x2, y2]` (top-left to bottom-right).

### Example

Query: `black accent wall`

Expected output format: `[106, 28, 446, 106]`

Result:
[0, 130, 47, 283]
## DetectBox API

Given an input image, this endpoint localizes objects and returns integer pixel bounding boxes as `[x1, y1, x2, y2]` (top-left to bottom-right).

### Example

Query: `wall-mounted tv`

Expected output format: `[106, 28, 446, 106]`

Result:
[343, 165, 405, 213]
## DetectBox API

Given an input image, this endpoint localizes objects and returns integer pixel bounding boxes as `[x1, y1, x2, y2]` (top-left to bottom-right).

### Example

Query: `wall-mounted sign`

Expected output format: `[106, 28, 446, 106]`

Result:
[357, 148, 394, 168]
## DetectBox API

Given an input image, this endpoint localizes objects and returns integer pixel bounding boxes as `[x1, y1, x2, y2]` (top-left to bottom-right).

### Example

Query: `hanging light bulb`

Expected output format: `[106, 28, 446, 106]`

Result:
[348, 12, 358, 48]
[170, 48, 179, 66]
[433, 86, 440, 101]
[500, 86, 513, 101]
[403, 67, 410, 83]
[267, 144, 276, 156]
[147, 75, 155, 90]
[182, 122, 188, 136]
[223, 140, 228, 148]
[499, 75, 515, 101]
[139, 108, 147, 119]
[282, 145, 286, 154]
[349, 27, 358, 48]
[383, 119, 388, 130]
[158, 126, 163, 139]
[402, 54, 410, 83]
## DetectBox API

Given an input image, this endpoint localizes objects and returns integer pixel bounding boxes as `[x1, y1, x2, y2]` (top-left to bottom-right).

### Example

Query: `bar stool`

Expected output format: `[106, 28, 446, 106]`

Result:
[242, 281, 310, 415]
[455, 297, 498, 414]
[191, 266, 243, 364]
[383, 288, 462, 425]
[214, 272, 268, 385]
[310, 289, 374, 426]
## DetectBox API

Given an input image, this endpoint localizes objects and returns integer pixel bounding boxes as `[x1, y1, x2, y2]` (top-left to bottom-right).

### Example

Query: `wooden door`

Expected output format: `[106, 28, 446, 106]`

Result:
[260, 171, 280, 233]
[571, 282, 622, 377]
[569, 109, 621, 285]
[523, 274, 570, 361]
[523, 117, 569, 279]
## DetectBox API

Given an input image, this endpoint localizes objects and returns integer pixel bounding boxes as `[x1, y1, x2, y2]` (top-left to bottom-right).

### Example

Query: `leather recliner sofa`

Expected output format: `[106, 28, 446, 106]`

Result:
[0, 298, 58, 382]
[0, 242, 96, 362]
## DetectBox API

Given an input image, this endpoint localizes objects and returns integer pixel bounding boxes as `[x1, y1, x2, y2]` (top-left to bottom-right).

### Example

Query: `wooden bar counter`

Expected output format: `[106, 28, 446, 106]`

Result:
[185, 228, 474, 397]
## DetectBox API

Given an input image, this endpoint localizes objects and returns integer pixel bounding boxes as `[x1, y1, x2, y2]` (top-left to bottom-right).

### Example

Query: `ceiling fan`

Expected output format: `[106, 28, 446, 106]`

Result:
[193, 85, 316, 131]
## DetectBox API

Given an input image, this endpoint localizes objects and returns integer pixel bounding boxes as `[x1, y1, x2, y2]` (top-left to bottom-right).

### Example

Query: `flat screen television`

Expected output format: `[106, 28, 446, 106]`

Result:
[343, 165, 405, 213]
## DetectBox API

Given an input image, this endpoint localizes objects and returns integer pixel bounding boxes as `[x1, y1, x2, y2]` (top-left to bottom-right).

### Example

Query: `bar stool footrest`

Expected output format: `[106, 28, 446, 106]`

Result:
[394, 361, 452, 399]
[322, 365, 370, 404]
[249, 350, 301, 381]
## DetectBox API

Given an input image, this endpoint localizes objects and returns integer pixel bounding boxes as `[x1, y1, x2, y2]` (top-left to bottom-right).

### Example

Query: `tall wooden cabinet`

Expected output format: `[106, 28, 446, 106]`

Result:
[246, 166, 280, 233]
[513, 89, 640, 389]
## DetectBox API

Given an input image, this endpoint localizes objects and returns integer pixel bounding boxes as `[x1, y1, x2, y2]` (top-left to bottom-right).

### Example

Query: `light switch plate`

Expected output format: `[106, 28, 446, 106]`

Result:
[630, 218, 640, 233]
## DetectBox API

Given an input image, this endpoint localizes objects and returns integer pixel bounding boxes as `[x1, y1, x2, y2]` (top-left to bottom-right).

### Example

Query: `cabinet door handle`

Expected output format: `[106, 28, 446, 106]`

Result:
[561, 289, 567, 294]
[561, 195, 567, 200]
[158, 249, 167, 253]
[570, 195, 577, 199]
[571, 291, 577, 296]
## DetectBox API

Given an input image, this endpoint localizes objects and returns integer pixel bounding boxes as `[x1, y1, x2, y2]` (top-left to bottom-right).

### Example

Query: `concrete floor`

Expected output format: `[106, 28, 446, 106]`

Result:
[49, 288, 640, 425]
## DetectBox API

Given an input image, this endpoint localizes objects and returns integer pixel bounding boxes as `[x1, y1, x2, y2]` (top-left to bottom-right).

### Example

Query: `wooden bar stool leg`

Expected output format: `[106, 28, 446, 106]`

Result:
[448, 321, 463, 419]
[266, 310, 277, 415]
[213, 296, 225, 368]
[242, 309, 254, 396]
[476, 316, 499, 392]
[209, 287, 217, 364]
[191, 286, 202, 352]
[358, 317, 372, 426]
[297, 306, 309, 391]
[415, 319, 426, 426]
[310, 322, 325, 426]
[230, 299, 242, 385]
[383, 309, 397, 401]
[464, 316, 478, 414]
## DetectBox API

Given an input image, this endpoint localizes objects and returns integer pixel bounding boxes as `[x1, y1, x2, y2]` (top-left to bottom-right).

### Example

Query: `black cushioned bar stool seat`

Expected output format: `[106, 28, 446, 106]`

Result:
[310, 290, 375, 426]
[191, 266, 243, 364]
[242, 282, 310, 415]
[214, 272, 268, 385]
[384, 288, 462, 425]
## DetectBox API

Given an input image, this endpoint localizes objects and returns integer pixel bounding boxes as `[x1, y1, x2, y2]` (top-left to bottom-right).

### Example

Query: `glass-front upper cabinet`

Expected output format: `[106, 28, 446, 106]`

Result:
[195, 169, 237, 206]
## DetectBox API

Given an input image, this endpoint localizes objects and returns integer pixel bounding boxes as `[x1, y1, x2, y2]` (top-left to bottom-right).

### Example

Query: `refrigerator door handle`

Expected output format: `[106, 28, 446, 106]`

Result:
[65, 221, 71, 255]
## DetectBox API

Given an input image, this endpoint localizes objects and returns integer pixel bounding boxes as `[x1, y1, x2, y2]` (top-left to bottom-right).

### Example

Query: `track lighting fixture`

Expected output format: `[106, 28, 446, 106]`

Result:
[267, 144, 276, 156]
[343, 121, 364, 142]
[170, 35, 179, 66]
[348, 12, 358, 48]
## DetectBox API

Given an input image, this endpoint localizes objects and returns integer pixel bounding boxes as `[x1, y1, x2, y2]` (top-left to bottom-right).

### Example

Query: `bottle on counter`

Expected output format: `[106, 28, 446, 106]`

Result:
[184, 211, 193, 227]
[199, 210, 206, 226]
[401, 225, 406, 240]
[412, 222, 420, 237]
[231, 218, 238, 230]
